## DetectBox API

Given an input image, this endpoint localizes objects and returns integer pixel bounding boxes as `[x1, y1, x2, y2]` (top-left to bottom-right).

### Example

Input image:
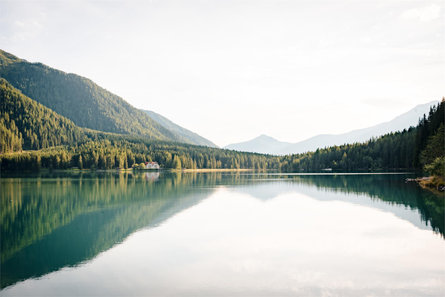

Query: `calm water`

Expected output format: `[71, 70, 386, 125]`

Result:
[1, 172, 444, 296]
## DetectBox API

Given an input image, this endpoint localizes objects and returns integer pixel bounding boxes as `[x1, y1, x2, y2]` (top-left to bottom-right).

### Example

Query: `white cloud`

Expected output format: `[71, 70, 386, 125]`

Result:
[401, 4, 441, 22]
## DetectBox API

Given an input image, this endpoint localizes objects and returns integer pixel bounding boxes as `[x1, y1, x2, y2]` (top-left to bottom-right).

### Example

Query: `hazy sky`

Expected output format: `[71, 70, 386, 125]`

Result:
[1, 0, 443, 146]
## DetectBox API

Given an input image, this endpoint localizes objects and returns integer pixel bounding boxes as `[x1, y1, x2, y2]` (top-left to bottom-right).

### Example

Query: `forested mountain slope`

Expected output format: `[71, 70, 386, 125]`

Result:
[0, 75, 275, 170]
[0, 79, 87, 153]
[0, 100, 443, 173]
[0, 49, 442, 174]
[0, 50, 211, 145]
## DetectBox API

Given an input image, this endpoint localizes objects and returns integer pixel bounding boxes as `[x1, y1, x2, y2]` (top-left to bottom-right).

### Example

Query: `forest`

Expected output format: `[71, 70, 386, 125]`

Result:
[0, 50, 212, 145]
[279, 100, 443, 175]
[0, 48, 443, 174]
[1, 92, 443, 174]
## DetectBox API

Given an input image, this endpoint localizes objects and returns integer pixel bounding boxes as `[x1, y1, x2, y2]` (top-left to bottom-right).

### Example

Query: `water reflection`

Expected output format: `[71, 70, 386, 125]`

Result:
[1, 172, 218, 288]
[1, 172, 443, 291]
[235, 174, 444, 236]
[144, 171, 159, 181]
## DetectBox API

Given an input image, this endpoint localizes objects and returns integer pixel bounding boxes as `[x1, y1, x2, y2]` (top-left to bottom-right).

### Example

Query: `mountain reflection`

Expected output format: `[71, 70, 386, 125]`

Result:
[232, 174, 444, 236]
[1, 172, 219, 288]
[1, 172, 443, 289]
[296, 174, 443, 236]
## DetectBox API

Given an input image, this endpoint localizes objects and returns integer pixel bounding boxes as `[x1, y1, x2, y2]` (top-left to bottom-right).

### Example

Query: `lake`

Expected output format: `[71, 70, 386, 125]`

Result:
[1, 172, 444, 296]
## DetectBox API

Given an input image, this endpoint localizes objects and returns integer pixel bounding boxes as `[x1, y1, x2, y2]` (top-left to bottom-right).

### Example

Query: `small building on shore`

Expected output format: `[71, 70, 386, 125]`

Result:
[144, 162, 160, 170]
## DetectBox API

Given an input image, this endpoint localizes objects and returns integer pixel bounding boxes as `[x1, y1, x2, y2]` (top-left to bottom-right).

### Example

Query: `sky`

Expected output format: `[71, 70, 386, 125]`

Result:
[0, 0, 443, 147]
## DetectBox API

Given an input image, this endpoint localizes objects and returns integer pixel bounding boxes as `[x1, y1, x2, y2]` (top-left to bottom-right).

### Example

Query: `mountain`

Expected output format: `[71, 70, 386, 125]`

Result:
[225, 101, 439, 155]
[1, 48, 442, 173]
[143, 110, 217, 147]
[0, 78, 87, 153]
[0, 50, 212, 146]
[0, 75, 274, 170]
[0, 50, 172, 141]
[225, 134, 291, 155]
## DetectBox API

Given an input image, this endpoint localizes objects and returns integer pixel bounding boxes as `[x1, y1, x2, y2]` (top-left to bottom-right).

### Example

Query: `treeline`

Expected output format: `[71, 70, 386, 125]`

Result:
[0, 137, 280, 171]
[280, 100, 444, 173]
[415, 101, 445, 177]
[279, 129, 417, 172]
[0, 76, 279, 171]
[1, 101, 443, 172]
[1, 74, 443, 174]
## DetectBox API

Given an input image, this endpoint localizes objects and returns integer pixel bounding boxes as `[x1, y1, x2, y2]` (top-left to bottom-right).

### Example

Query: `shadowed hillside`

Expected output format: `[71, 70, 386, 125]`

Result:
[0, 50, 213, 146]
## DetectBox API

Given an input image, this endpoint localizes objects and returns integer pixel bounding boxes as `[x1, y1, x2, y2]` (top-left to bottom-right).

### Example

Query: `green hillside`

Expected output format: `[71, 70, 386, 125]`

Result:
[0, 78, 87, 153]
[279, 100, 444, 174]
[143, 110, 217, 147]
[0, 75, 274, 171]
[0, 51, 442, 178]
[0, 50, 185, 143]
[1, 100, 443, 175]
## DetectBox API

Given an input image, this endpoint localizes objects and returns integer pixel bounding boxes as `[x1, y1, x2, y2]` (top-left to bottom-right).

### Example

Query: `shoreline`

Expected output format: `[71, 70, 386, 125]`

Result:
[406, 176, 445, 196]
[180, 168, 254, 173]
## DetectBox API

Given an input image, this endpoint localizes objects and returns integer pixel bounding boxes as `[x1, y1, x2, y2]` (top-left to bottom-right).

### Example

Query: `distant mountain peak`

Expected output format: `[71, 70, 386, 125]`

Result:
[225, 134, 291, 154]
[225, 101, 440, 155]
[253, 134, 278, 141]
